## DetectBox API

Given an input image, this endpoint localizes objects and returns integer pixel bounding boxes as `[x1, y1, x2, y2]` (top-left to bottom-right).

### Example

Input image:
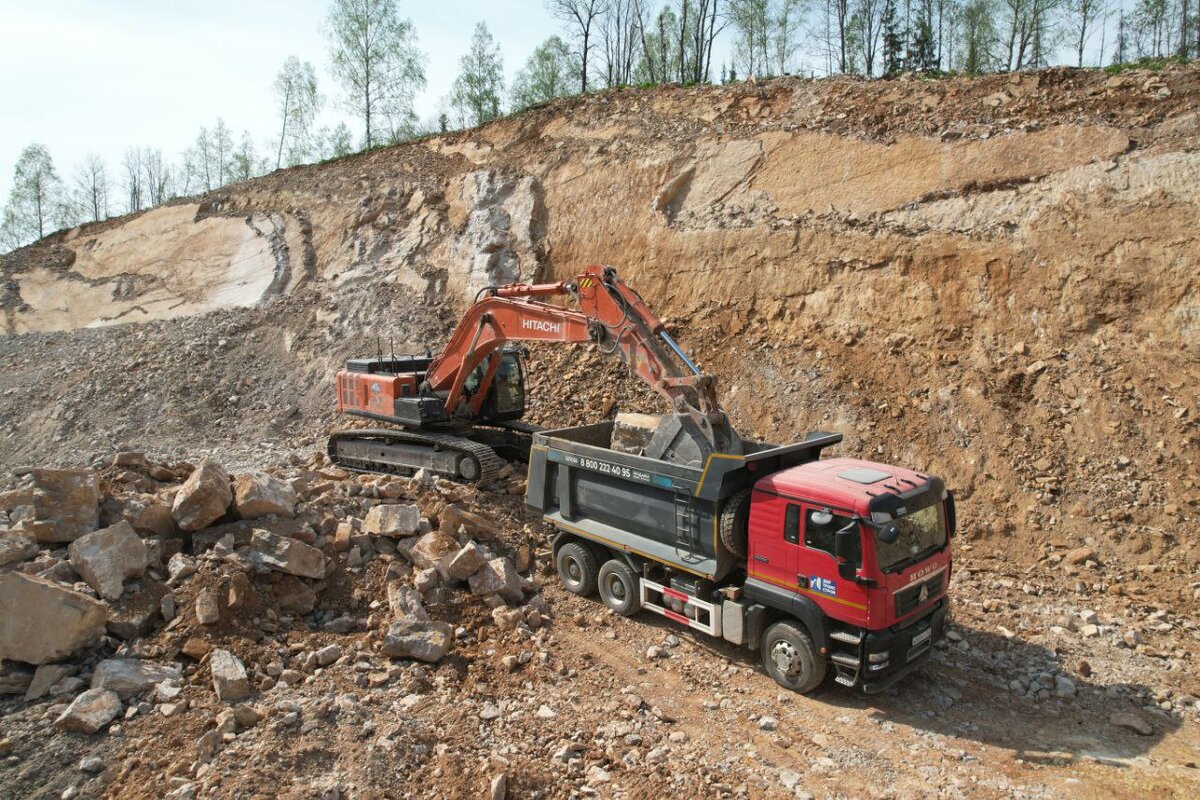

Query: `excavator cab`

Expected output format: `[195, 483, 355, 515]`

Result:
[466, 349, 526, 423]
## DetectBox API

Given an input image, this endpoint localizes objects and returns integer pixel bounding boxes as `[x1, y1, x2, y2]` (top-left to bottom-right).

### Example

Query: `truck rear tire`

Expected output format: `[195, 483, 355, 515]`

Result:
[597, 560, 642, 616]
[761, 621, 826, 693]
[556, 542, 600, 596]
[719, 488, 753, 558]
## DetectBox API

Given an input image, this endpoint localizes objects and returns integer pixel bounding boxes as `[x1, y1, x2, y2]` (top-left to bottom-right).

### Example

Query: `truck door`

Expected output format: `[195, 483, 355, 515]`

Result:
[796, 504, 869, 624]
[746, 491, 801, 591]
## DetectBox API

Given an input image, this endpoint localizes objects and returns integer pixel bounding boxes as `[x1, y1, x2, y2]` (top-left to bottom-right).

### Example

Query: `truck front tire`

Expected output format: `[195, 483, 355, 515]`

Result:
[761, 621, 826, 693]
[556, 542, 600, 596]
[598, 560, 642, 616]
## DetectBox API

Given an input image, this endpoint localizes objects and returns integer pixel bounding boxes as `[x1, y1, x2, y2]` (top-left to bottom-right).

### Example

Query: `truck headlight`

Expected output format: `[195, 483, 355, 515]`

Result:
[868, 651, 890, 663]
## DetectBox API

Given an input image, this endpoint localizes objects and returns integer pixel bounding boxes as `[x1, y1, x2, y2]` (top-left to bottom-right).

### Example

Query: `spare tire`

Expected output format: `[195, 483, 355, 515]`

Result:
[719, 487, 753, 558]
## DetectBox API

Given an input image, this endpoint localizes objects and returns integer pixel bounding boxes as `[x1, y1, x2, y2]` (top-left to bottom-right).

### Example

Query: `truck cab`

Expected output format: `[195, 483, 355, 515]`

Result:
[744, 457, 953, 692]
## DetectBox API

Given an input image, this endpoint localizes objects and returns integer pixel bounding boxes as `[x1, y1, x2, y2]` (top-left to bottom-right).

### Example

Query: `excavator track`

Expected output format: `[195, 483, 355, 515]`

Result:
[327, 428, 507, 485]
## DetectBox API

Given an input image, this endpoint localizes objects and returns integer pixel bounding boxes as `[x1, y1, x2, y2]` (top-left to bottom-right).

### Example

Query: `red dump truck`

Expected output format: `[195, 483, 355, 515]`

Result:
[527, 423, 954, 693]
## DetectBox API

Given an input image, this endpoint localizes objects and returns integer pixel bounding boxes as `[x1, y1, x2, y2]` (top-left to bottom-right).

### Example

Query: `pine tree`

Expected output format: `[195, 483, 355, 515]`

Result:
[882, 0, 905, 74]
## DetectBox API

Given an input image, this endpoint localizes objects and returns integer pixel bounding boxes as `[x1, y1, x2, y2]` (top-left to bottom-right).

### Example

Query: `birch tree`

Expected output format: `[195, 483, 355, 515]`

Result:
[547, 0, 608, 92]
[450, 22, 505, 127]
[273, 56, 323, 168]
[326, 0, 426, 146]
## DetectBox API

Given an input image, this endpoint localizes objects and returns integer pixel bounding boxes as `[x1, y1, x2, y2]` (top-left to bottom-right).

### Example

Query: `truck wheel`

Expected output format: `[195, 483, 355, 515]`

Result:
[761, 621, 826, 693]
[597, 560, 642, 616]
[556, 542, 600, 596]
[719, 488, 752, 558]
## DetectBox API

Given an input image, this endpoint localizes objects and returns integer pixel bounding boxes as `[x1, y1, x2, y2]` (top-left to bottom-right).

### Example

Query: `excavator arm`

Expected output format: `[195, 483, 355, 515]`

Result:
[424, 265, 743, 464]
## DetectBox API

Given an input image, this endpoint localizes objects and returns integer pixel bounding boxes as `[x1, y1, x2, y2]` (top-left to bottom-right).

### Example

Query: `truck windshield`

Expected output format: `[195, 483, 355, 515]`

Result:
[875, 503, 946, 573]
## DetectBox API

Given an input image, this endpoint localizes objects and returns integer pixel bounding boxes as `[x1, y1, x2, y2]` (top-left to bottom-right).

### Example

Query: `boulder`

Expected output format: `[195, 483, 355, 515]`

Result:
[105, 579, 169, 640]
[0, 531, 38, 567]
[362, 504, 422, 537]
[380, 619, 454, 663]
[246, 529, 326, 579]
[111, 493, 177, 538]
[232, 472, 298, 519]
[273, 577, 316, 614]
[195, 586, 221, 625]
[91, 659, 182, 699]
[171, 461, 232, 531]
[55, 688, 122, 733]
[386, 582, 429, 621]
[443, 541, 488, 581]
[68, 521, 149, 601]
[441, 505, 500, 540]
[167, 552, 198, 585]
[0, 663, 34, 695]
[1110, 711, 1154, 736]
[610, 412, 662, 456]
[467, 557, 524, 602]
[409, 531, 459, 571]
[0, 574, 107, 664]
[5, 469, 99, 543]
[25, 664, 75, 701]
[210, 648, 251, 701]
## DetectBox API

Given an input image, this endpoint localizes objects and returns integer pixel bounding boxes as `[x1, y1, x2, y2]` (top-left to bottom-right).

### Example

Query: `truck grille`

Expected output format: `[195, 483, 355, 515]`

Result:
[894, 571, 944, 618]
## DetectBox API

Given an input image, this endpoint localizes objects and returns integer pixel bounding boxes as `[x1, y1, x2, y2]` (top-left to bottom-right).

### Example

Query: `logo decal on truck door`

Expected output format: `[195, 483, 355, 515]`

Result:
[808, 576, 837, 596]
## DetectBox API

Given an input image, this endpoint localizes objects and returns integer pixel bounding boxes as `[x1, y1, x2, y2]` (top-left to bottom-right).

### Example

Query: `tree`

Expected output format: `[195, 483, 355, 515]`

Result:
[547, 0, 607, 92]
[450, 22, 505, 127]
[123, 148, 144, 214]
[2, 145, 64, 248]
[230, 133, 258, 183]
[958, 0, 999, 71]
[999, 0, 1061, 70]
[601, 0, 644, 86]
[881, 0, 905, 73]
[212, 119, 235, 186]
[72, 154, 110, 223]
[273, 56, 323, 168]
[512, 36, 577, 109]
[141, 148, 171, 206]
[908, 0, 938, 70]
[854, 0, 887, 74]
[326, 0, 426, 147]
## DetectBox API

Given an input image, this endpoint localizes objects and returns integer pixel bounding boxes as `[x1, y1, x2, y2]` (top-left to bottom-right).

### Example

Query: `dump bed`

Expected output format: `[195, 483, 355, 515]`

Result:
[526, 421, 842, 581]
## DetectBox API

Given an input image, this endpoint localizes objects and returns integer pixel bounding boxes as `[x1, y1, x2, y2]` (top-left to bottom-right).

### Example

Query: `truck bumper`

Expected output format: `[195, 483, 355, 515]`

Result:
[860, 597, 949, 694]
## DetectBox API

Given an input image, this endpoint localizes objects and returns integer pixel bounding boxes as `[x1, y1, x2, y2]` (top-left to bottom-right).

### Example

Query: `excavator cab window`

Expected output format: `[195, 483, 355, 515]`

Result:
[491, 352, 525, 415]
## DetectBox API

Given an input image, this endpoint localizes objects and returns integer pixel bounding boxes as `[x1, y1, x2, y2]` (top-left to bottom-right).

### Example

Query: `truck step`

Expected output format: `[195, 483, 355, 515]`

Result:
[829, 630, 862, 645]
[830, 653, 860, 669]
[834, 674, 856, 687]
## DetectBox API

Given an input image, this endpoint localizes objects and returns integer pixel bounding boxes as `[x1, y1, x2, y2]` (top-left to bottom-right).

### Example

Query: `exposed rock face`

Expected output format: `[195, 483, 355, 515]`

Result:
[0, 573, 107, 664]
[0, 531, 38, 567]
[380, 619, 453, 663]
[467, 557, 524, 602]
[68, 520, 149, 601]
[246, 529, 326, 579]
[91, 659, 182, 699]
[1, 469, 99, 543]
[449, 170, 545, 301]
[210, 649, 251, 701]
[171, 461, 232, 531]
[54, 688, 122, 733]
[362, 504, 421, 537]
[232, 472, 298, 519]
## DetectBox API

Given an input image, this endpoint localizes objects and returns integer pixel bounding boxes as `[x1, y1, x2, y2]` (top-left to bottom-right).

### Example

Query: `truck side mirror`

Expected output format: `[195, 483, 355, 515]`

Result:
[878, 523, 900, 544]
[945, 491, 956, 538]
[834, 524, 858, 581]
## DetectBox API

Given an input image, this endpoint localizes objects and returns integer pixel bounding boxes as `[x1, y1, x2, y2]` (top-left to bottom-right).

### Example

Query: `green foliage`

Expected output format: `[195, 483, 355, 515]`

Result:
[2, 144, 65, 250]
[450, 22, 505, 127]
[1103, 54, 1188, 73]
[511, 36, 576, 111]
[273, 56, 323, 168]
[326, 0, 426, 147]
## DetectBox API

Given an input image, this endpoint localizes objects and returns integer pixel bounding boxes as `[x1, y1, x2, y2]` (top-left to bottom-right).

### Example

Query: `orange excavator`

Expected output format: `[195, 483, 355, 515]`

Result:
[331, 265, 742, 482]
